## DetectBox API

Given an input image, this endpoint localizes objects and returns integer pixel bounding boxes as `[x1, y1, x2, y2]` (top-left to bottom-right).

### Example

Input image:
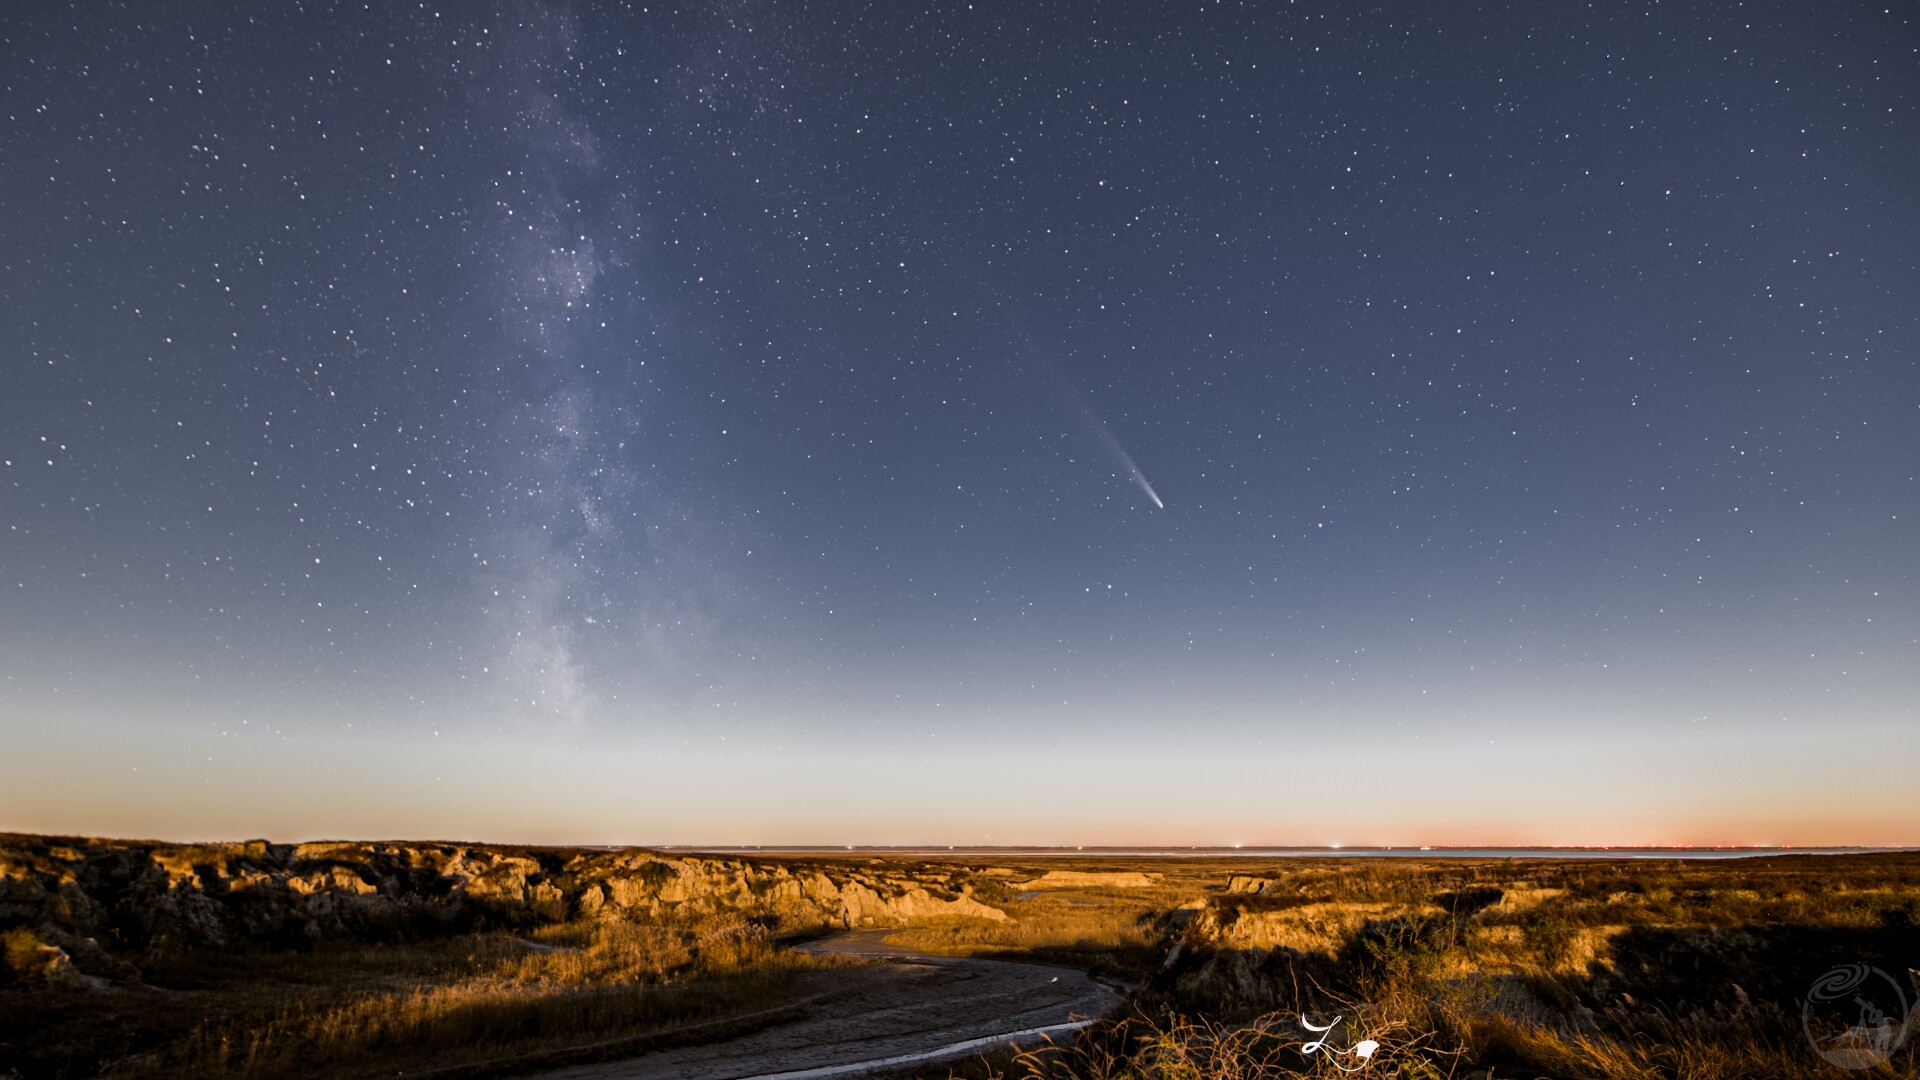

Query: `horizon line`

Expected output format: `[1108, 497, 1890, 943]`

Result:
[10, 831, 1916, 855]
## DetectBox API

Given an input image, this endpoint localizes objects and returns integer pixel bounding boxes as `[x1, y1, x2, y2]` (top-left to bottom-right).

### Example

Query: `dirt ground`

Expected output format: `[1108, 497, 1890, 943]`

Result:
[526, 929, 1123, 1080]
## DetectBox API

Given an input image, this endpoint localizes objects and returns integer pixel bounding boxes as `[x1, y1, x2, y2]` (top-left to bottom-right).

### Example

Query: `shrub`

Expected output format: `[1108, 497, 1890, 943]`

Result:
[1521, 911, 1574, 970]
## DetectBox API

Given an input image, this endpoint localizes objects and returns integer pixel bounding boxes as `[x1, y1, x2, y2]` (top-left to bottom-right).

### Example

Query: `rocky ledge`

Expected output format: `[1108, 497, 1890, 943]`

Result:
[0, 833, 1006, 989]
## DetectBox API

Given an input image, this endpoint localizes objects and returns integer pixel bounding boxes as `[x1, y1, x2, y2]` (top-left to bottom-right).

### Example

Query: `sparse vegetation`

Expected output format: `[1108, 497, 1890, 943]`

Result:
[1520, 909, 1575, 970]
[878, 890, 1164, 980]
[5, 842, 1920, 1078]
[932, 854, 1920, 1079]
[2, 911, 854, 1079]
[160, 914, 845, 1078]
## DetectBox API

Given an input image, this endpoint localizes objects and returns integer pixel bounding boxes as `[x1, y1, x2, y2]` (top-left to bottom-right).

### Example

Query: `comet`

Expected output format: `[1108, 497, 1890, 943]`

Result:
[1050, 365, 1165, 510]
[1089, 411, 1166, 509]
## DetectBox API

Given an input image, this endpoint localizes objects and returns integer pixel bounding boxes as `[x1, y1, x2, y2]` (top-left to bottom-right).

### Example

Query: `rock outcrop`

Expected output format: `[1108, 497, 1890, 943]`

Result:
[0, 833, 1007, 988]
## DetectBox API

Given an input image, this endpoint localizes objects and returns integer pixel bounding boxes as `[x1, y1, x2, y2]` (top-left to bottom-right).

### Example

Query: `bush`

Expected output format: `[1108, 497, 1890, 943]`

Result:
[2, 926, 49, 982]
[1521, 911, 1574, 969]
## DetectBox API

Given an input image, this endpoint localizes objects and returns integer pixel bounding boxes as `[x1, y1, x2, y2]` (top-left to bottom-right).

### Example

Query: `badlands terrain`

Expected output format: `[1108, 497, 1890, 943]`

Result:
[3, 834, 1918, 1077]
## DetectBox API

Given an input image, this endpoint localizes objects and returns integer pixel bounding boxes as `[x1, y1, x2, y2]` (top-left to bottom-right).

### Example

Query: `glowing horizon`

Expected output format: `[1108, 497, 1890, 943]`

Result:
[3, 3, 1915, 849]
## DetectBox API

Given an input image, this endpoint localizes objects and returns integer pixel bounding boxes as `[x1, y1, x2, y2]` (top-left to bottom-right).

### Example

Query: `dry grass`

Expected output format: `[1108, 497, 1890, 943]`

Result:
[947, 1001, 1908, 1080]
[155, 916, 827, 1078]
[894, 853, 1920, 1080]
[9, 850, 1920, 1078]
[876, 883, 1180, 981]
[946, 1003, 1465, 1080]
[1, 913, 854, 1079]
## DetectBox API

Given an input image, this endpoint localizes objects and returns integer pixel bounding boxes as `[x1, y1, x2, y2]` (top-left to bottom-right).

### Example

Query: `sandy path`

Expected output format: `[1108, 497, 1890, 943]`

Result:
[527, 930, 1122, 1079]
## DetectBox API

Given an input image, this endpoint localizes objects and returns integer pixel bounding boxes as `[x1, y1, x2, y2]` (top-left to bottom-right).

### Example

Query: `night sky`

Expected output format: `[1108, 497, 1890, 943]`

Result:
[3, 2, 1916, 846]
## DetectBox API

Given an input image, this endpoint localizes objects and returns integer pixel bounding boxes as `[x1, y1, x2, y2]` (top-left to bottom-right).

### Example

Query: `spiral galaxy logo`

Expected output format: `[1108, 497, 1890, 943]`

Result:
[1802, 963, 1911, 1069]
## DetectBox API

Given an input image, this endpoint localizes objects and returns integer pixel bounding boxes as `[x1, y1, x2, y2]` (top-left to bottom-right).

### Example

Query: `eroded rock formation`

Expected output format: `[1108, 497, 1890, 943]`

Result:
[0, 834, 1005, 988]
